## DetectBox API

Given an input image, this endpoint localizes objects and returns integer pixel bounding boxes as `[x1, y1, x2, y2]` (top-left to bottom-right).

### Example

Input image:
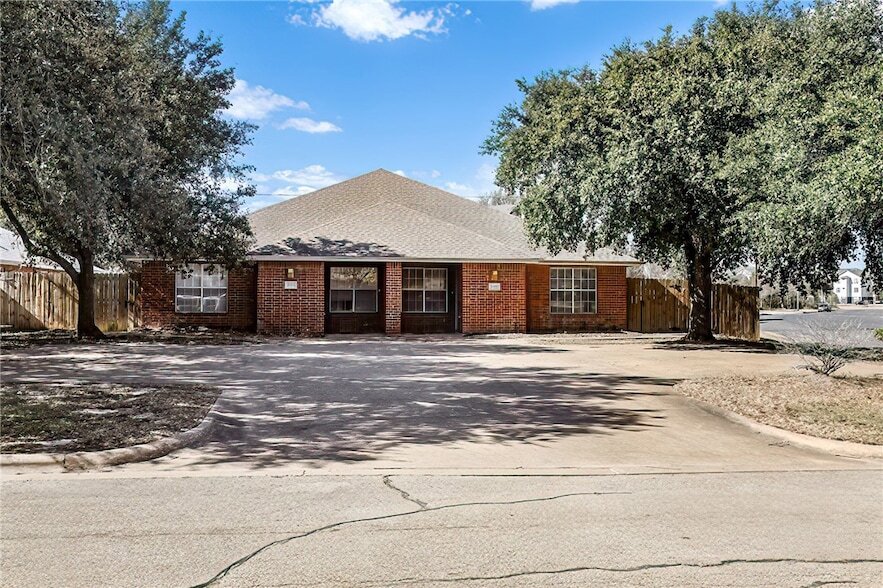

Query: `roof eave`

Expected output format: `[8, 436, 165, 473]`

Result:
[246, 253, 641, 265]
[536, 259, 643, 266]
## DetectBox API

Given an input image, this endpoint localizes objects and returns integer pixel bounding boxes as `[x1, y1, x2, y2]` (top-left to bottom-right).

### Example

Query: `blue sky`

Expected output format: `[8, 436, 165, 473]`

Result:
[173, 1, 731, 211]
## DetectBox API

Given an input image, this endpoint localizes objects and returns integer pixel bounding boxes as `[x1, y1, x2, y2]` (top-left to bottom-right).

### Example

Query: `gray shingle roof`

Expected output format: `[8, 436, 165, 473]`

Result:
[248, 169, 638, 264]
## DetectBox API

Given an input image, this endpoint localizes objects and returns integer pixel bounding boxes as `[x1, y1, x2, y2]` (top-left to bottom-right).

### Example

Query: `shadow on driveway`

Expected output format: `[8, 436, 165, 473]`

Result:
[3, 339, 673, 469]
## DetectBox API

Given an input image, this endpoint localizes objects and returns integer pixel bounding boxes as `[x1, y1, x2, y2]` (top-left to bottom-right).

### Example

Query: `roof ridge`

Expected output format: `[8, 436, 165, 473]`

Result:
[278, 199, 537, 258]
[248, 169, 392, 219]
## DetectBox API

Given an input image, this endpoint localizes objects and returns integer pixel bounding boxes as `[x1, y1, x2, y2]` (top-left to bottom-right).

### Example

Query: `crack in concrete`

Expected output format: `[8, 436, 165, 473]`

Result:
[190, 489, 629, 588]
[245, 560, 878, 588]
[382, 475, 428, 510]
[382, 560, 880, 585]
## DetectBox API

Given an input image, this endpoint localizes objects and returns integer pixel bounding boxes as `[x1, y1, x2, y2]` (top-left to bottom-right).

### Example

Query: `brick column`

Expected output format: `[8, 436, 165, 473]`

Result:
[384, 262, 402, 335]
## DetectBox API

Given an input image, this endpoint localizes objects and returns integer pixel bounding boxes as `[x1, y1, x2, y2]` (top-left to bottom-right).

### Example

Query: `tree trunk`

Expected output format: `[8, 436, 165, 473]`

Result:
[74, 252, 105, 339]
[685, 239, 715, 342]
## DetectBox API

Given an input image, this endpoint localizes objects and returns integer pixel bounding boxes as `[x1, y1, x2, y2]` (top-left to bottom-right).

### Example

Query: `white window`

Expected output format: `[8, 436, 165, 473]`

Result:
[403, 267, 447, 313]
[175, 264, 228, 313]
[550, 267, 597, 314]
[329, 267, 378, 313]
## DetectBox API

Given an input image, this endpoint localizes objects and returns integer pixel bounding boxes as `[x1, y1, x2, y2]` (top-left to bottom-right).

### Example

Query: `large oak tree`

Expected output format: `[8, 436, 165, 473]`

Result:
[1, 0, 254, 337]
[484, 0, 881, 341]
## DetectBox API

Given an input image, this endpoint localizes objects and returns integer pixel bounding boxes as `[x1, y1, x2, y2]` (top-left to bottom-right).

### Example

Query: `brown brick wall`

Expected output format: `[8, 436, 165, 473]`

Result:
[461, 263, 527, 334]
[139, 259, 627, 337]
[384, 262, 402, 335]
[526, 264, 627, 332]
[256, 261, 324, 335]
[140, 261, 256, 331]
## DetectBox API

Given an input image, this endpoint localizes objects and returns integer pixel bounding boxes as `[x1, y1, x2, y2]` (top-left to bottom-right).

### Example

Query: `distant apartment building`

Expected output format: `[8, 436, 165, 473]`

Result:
[833, 269, 877, 304]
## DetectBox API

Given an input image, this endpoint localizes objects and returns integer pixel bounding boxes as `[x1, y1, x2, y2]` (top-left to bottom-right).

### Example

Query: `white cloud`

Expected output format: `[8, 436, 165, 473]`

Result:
[218, 171, 272, 193]
[441, 162, 497, 199]
[272, 185, 317, 198]
[246, 165, 346, 209]
[444, 181, 474, 196]
[224, 79, 308, 120]
[392, 170, 407, 177]
[292, 0, 448, 42]
[280, 117, 343, 133]
[272, 164, 343, 189]
[529, 0, 579, 10]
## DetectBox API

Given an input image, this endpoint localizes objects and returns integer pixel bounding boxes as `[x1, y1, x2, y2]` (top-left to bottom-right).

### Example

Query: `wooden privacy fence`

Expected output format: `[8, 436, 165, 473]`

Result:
[627, 278, 760, 341]
[0, 271, 140, 332]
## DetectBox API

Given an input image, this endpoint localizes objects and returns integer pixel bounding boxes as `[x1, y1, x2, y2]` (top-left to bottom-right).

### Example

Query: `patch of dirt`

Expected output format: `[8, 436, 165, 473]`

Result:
[1, 382, 220, 454]
[676, 374, 883, 445]
[485, 332, 683, 346]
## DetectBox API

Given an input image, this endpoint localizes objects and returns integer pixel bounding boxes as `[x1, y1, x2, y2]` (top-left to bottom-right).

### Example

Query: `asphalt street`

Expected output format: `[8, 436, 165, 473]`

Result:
[2, 470, 881, 587]
[761, 306, 883, 346]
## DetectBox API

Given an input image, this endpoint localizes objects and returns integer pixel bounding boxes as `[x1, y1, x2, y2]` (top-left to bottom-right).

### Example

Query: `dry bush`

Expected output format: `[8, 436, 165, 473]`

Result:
[785, 318, 876, 376]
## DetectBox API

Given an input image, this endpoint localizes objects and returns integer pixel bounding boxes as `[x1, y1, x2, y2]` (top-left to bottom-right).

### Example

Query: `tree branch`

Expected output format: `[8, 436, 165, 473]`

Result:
[0, 199, 79, 279]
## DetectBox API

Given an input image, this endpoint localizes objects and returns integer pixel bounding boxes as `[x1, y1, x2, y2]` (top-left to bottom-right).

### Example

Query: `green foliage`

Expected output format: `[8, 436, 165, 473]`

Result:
[478, 189, 519, 207]
[483, 1, 882, 338]
[875, 328, 883, 342]
[725, 0, 883, 292]
[1, 0, 254, 274]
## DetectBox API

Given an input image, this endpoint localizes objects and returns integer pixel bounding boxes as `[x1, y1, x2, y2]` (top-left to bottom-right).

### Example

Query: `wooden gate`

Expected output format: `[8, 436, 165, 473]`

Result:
[711, 283, 760, 341]
[627, 278, 759, 340]
[0, 270, 140, 332]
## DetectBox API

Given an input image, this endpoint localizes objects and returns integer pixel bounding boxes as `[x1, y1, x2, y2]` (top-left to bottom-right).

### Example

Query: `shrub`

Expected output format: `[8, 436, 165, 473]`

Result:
[876, 328, 883, 342]
[785, 319, 875, 376]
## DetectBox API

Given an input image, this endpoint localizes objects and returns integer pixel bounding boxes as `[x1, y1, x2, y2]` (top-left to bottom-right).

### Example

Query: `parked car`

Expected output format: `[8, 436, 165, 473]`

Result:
[817, 301, 831, 312]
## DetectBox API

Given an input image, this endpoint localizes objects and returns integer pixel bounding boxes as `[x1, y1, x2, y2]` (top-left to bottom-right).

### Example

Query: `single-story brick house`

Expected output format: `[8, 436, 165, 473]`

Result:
[136, 169, 639, 335]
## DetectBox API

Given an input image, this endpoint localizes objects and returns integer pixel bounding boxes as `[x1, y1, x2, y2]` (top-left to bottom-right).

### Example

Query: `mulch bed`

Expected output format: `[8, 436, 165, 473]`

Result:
[1, 382, 220, 454]
[676, 374, 883, 445]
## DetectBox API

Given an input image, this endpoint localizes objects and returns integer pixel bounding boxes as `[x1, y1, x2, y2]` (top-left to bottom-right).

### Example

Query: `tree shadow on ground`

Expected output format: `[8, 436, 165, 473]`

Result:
[652, 339, 779, 354]
[2, 338, 675, 469]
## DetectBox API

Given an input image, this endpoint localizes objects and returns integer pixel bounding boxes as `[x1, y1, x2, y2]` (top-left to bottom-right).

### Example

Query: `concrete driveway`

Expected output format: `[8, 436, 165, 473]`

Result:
[3, 336, 879, 474]
[3, 336, 882, 588]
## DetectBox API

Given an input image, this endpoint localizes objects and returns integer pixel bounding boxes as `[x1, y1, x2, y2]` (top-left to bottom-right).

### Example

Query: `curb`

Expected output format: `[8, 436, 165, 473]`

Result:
[687, 397, 883, 459]
[1, 396, 222, 471]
